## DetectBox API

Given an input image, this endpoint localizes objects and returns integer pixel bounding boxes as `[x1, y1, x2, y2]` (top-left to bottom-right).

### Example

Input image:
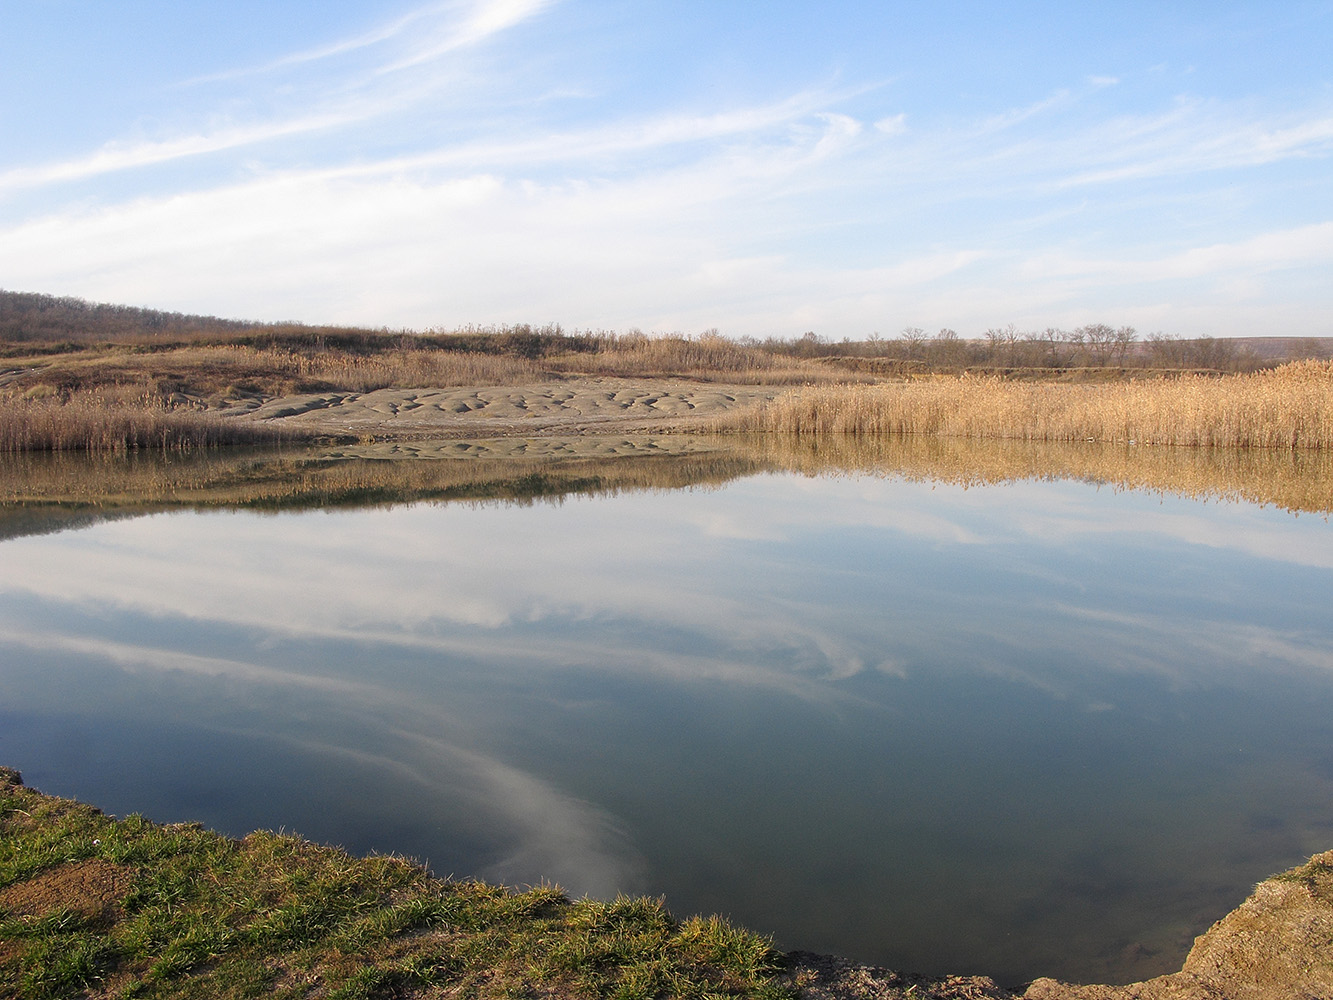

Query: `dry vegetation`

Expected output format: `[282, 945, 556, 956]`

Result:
[0, 331, 835, 452]
[722, 360, 1333, 450]
[0, 387, 286, 453]
[542, 332, 826, 383]
[4, 290, 1333, 453]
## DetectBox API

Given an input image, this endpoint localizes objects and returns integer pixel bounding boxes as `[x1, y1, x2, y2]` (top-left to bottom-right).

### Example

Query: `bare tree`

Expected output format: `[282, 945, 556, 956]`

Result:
[1078, 324, 1118, 365]
[1146, 333, 1187, 368]
[929, 328, 965, 366]
[1111, 326, 1138, 365]
[900, 326, 928, 359]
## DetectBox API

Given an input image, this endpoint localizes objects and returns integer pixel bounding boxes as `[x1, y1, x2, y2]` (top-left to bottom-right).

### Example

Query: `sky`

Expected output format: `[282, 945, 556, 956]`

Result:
[1, 0, 1331, 339]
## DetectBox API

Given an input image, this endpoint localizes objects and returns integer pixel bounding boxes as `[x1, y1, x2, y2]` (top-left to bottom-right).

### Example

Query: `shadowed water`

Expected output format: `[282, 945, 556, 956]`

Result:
[2, 436, 1332, 988]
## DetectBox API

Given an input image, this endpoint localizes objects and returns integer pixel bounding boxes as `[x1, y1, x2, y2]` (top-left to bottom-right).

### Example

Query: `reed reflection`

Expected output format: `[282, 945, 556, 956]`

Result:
[3, 433, 1333, 536]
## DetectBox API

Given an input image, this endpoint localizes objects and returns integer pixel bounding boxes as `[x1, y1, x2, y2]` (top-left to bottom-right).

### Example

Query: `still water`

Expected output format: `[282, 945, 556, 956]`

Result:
[2, 437, 1333, 987]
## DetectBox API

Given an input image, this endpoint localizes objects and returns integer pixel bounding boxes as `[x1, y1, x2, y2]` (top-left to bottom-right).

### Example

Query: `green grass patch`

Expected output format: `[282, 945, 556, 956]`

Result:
[0, 768, 794, 999]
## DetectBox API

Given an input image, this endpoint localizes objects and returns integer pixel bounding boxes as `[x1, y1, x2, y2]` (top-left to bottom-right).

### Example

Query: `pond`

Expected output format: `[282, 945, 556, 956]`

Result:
[3, 435, 1333, 988]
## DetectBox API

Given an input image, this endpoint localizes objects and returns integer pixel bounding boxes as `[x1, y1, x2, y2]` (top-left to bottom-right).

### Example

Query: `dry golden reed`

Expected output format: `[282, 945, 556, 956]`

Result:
[723, 360, 1333, 449]
[0, 387, 286, 453]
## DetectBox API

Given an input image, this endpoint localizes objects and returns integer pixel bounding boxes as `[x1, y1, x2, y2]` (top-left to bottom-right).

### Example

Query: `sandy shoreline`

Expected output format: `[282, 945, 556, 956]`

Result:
[217, 377, 782, 438]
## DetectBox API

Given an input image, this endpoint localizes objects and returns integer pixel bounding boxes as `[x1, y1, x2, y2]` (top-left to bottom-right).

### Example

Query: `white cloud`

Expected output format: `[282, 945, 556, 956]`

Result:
[0, 112, 367, 194]
[188, 0, 554, 81]
[1018, 221, 1333, 284]
[0, 0, 558, 197]
[183, 2, 460, 82]
[2, 0, 1332, 336]
[874, 113, 907, 135]
[379, 0, 556, 73]
[1052, 105, 1333, 187]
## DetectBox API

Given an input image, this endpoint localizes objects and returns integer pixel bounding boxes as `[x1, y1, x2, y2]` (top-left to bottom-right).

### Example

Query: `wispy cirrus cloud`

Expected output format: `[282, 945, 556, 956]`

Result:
[0, 0, 558, 196]
[187, 0, 555, 82]
[1053, 105, 1333, 187]
[1017, 221, 1333, 284]
[379, 0, 556, 73]
[0, 111, 367, 194]
[1, 1, 1331, 336]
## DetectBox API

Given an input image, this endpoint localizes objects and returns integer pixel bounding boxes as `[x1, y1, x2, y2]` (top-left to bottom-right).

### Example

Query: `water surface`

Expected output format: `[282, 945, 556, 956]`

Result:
[2, 437, 1332, 987]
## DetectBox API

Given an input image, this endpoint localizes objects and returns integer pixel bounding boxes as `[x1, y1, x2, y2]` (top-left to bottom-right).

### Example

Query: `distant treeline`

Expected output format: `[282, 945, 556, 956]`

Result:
[0, 290, 260, 345]
[3, 289, 1329, 372]
[0, 290, 679, 360]
[752, 325, 1333, 373]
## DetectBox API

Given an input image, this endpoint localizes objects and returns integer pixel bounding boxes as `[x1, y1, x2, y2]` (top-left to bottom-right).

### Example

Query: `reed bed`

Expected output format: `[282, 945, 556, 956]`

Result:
[0, 387, 287, 453]
[723, 360, 1333, 449]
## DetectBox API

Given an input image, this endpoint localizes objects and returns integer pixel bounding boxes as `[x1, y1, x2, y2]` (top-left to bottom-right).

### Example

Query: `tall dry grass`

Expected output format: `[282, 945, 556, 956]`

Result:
[277, 346, 544, 392]
[0, 386, 287, 453]
[722, 360, 1333, 449]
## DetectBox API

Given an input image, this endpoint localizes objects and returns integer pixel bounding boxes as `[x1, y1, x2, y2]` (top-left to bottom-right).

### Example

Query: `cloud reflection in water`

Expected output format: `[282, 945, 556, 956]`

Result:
[2, 466, 1333, 985]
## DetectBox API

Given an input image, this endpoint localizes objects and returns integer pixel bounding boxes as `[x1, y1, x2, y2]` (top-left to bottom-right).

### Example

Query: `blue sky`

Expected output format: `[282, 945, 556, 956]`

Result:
[1, 1, 1330, 338]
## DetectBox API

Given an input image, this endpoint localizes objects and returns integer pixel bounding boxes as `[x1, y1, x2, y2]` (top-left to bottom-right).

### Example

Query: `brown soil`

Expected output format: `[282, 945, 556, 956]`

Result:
[0, 859, 135, 927]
